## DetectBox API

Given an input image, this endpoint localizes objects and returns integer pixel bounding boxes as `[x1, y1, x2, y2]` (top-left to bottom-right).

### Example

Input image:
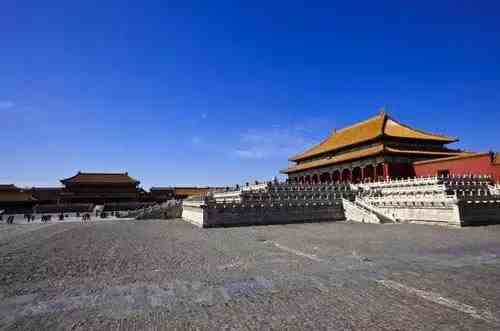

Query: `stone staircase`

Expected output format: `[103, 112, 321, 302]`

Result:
[93, 204, 104, 217]
[353, 175, 500, 226]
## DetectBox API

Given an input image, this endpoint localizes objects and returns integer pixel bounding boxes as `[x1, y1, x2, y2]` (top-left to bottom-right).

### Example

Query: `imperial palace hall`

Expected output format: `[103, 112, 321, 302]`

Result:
[58, 172, 143, 204]
[0, 185, 37, 215]
[282, 111, 469, 183]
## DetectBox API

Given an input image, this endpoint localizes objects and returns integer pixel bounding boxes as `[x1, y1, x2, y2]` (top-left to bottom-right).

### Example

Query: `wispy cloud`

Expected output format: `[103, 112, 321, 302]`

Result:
[234, 126, 317, 160]
[0, 100, 15, 109]
[235, 149, 266, 159]
[191, 136, 202, 145]
[0, 176, 59, 188]
[15, 181, 60, 188]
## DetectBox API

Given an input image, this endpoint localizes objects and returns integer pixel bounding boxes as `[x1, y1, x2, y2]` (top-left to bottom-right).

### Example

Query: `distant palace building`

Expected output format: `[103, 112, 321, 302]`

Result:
[30, 187, 64, 205]
[0, 171, 222, 220]
[0, 184, 37, 214]
[1, 173, 218, 211]
[0, 172, 220, 211]
[59, 172, 142, 204]
[282, 111, 469, 183]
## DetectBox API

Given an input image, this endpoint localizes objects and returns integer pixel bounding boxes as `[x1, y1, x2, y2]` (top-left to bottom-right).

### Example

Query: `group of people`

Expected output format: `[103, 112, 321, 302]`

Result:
[81, 213, 91, 224]
[26, 214, 51, 223]
[41, 215, 52, 223]
[1, 212, 102, 225]
[24, 214, 36, 223]
[0, 214, 54, 224]
[2, 215, 15, 224]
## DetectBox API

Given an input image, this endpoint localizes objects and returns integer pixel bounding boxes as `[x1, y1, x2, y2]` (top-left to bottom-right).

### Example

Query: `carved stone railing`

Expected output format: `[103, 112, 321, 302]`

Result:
[356, 176, 439, 190]
[356, 175, 493, 192]
[210, 181, 353, 206]
[488, 184, 500, 196]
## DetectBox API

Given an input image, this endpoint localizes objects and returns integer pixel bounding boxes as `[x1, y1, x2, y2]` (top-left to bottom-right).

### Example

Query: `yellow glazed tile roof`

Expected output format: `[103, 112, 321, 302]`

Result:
[290, 114, 385, 161]
[290, 112, 457, 162]
[384, 118, 457, 142]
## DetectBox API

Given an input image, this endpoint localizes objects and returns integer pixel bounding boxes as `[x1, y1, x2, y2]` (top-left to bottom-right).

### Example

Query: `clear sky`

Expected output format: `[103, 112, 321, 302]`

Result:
[1, 1, 499, 189]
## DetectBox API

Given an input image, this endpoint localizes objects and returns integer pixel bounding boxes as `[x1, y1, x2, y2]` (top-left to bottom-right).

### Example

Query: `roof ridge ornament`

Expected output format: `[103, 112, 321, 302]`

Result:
[379, 106, 387, 116]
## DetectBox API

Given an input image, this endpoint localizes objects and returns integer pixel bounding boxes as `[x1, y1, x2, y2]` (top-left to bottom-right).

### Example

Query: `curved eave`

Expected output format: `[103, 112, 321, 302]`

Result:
[383, 133, 458, 144]
[61, 181, 140, 185]
[288, 135, 334, 162]
[384, 147, 464, 157]
[283, 144, 385, 174]
[61, 174, 140, 185]
[289, 135, 384, 162]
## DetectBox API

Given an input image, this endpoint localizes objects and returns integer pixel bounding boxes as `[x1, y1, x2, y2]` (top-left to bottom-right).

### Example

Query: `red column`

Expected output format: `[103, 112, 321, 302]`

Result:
[383, 163, 390, 179]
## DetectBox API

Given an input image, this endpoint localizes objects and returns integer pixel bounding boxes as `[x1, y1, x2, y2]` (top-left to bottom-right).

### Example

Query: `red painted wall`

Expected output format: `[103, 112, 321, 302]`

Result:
[388, 163, 415, 179]
[413, 154, 500, 183]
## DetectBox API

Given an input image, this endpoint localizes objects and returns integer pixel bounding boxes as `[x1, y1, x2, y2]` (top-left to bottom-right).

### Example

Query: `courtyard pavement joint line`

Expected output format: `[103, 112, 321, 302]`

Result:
[377, 279, 500, 326]
[266, 240, 324, 262]
[267, 239, 499, 326]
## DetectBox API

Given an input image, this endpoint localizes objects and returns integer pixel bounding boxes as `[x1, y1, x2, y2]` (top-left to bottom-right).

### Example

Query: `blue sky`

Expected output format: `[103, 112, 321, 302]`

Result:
[1, 1, 500, 188]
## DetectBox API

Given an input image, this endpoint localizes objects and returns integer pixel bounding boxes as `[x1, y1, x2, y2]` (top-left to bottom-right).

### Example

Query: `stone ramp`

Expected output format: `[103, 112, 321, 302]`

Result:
[342, 198, 380, 224]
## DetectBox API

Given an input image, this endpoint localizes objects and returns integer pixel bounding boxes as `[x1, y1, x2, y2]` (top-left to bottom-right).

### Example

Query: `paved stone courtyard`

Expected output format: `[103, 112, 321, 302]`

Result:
[1, 219, 500, 330]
